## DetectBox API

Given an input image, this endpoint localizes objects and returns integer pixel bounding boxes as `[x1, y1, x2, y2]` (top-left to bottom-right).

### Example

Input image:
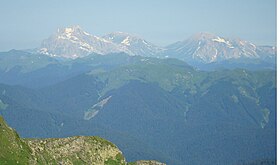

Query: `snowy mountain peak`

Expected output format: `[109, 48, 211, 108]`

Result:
[103, 32, 164, 56]
[37, 27, 275, 62]
[55, 26, 92, 39]
[190, 32, 229, 43]
[59, 26, 75, 33]
[103, 32, 139, 44]
[63, 27, 74, 34]
[166, 32, 275, 63]
[39, 26, 126, 58]
[39, 26, 164, 58]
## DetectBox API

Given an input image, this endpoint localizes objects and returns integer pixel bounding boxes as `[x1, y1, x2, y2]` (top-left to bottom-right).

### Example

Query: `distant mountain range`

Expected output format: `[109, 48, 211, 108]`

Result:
[39, 25, 164, 58]
[37, 25, 276, 69]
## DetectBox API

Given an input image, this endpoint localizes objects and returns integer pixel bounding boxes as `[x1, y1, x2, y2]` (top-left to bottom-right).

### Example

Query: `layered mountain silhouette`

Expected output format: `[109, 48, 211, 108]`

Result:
[0, 53, 276, 165]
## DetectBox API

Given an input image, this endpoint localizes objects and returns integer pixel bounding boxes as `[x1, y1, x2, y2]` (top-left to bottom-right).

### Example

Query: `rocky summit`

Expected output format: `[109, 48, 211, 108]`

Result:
[39, 25, 125, 58]
[165, 32, 276, 64]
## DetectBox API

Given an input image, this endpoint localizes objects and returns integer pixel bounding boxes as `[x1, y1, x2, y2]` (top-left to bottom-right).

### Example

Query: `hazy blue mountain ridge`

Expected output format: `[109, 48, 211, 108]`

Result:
[0, 53, 275, 165]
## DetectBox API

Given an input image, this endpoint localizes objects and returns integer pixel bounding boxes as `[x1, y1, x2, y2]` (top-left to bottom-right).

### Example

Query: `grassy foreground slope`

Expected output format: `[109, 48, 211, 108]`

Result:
[0, 116, 31, 164]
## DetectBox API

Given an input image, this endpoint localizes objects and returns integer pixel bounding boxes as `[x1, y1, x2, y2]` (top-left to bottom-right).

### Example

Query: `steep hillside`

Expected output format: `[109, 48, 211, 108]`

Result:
[0, 116, 31, 164]
[0, 116, 164, 165]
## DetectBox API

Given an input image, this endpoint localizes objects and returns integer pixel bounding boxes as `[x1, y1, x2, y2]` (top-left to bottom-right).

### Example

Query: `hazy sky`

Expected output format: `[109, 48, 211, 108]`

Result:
[0, 0, 276, 51]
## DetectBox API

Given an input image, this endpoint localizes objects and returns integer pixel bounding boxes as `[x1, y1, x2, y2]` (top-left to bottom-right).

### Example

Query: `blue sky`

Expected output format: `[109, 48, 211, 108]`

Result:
[0, 0, 276, 51]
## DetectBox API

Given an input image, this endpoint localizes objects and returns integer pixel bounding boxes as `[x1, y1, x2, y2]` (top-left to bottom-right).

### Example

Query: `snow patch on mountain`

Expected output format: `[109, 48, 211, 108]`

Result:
[103, 32, 165, 57]
[121, 36, 131, 46]
[212, 36, 226, 43]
